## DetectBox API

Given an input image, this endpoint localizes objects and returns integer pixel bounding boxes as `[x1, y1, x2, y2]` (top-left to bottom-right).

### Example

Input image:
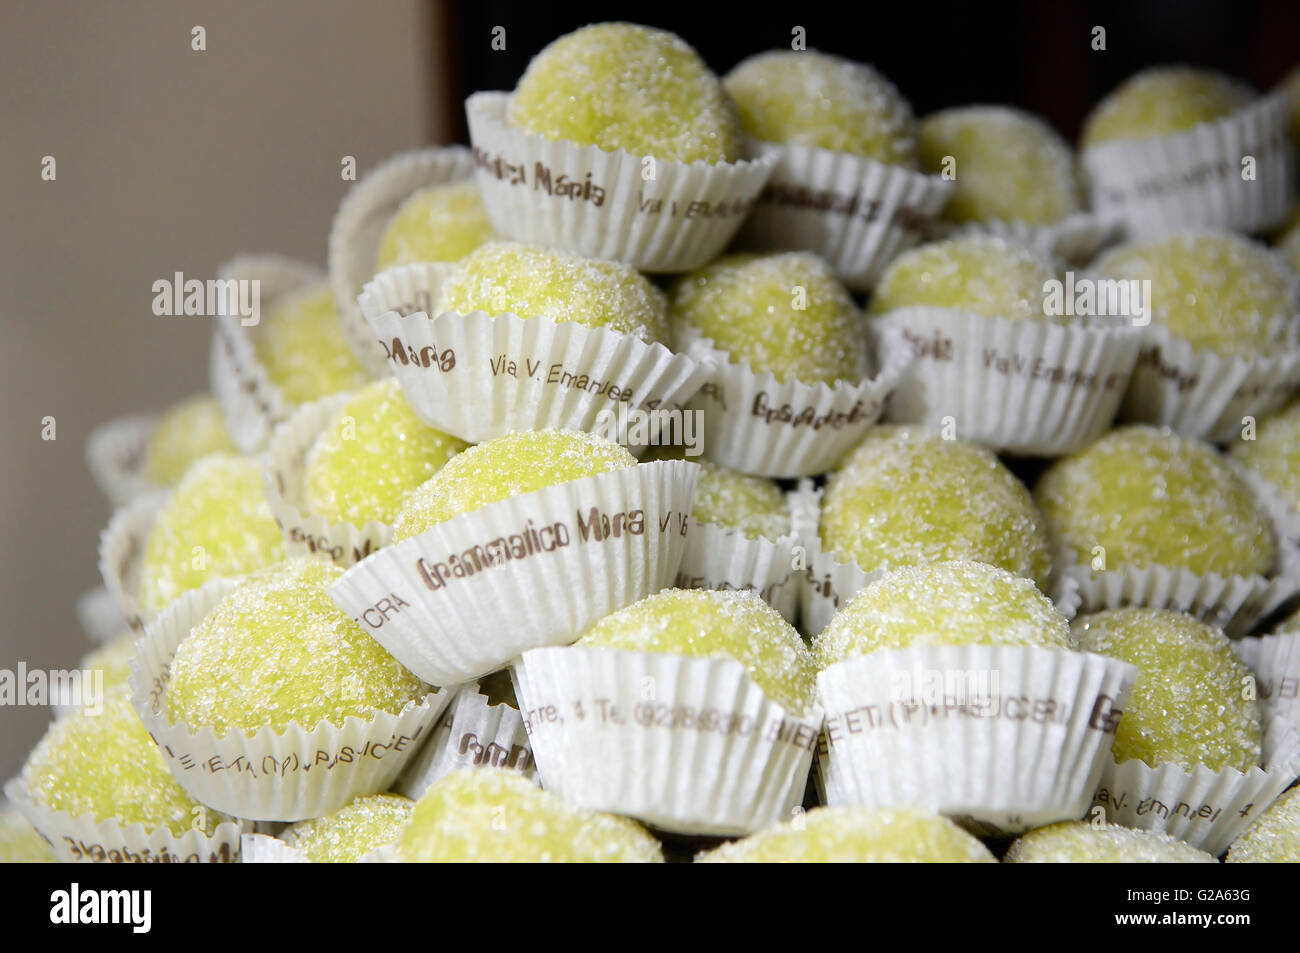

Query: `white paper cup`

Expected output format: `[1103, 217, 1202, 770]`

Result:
[1081, 91, 1295, 239]
[77, 587, 127, 646]
[465, 91, 775, 272]
[873, 307, 1143, 455]
[1233, 632, 1300, 731]
[327, 146, 476, 377]
[329, 460, 699, 686]
[516, 646, 821, 836]
[239, 831, 391, 864]
[817, 644, 1137, 834]
[86, 414, 158, 507]
[98, 490, 168, 631]
[674, 520, 800, 624]
[936, 213, 1127, 265]
[736, 138, 953, 290]
[130, 578, 449, 821]
[357, 263, 713, 447]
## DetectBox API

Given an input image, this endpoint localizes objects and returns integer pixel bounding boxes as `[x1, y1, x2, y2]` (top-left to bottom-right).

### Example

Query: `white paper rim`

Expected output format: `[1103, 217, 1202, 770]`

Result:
[675, 520, 800, 624]
[86, 414, 159, 507]
[98, 490, 168, 631]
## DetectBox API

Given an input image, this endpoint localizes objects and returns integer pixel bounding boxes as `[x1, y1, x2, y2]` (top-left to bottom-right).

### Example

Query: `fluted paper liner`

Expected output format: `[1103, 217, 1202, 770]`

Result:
[87, 414, 158, 507]
[465, 91, 774, 272]
[393, 684, 535, 800]
[675, 520, 800, 624]
[874, 307, 1143, 455]
[936, 213, 1126, 265]
[77, 586, 127, 645]
[1234, 632, 1300, 730]
[679, 327, 909, 478]
[262, 394, 392, 567]
[1118, 322, 1300, 442]
[329, 460, 699, 686]
[1092, 716, 1300, 855]
[239, 832, 389, 864]
[328, 146, 476, 376]
[359, 262, 712, 445]
[516, 646, 821, 836]
[736, 138, 953, 290]
[209, 255, 326, 453]
[130, 578, 448, 821]
[5, 776, 244, 864]
[1081, 92, 1295, 238]
[98, 490, 168, 630]
[817, 645, 1137, 834]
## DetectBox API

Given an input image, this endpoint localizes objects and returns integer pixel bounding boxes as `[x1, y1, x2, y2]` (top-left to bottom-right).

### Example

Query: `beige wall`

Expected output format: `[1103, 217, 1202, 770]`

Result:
[0, 0, 450, 779]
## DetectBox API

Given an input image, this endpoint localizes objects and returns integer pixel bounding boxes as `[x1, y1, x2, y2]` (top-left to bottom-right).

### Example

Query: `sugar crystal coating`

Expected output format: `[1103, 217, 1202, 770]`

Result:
[698, 805, 995, 863]
[280, 793, 413, 862]
[1035, 425, 1275, 577]
[439, 241, 668, 343]
[23, 689, 230, 836]
[374, 181, 495, 270]
[396, 768, 662, 862]
[1073, 607, 1262, 772]
[689, 457, 789, 540]
[1226, 786, 1300, 862]
[670, 252, 868, 384]
[918, 106, 1080, 225]
[576, 588, 817, 714]
[723, 51, 916, 166]
[819, 426, 1052, 584]
[1005, 821, 1216, 863]
[254, 283, 369, 406]
[392, 429, 635, 541]
[302, 379, 469, 525]
[139, 454, 284, 610]
[162, 558, 427, 735]
[0, 806, 53, 863]
[1229, 397, 1300, 514]
[1092, 230, 1297, 355]
[144, 395, 237, 486]
[815, 561, 1070, 666]
[506, 22, 739, 164]
[1082, 66, 1256, 147]
[76, 632, 136, 701]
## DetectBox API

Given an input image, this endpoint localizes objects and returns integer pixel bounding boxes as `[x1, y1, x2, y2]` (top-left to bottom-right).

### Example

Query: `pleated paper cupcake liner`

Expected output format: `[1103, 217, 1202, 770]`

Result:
[465, 92, 774, 272]
[679, 328, 910, 478]
[130, 578, 449, 821]
[1234, 466, 1300, 552]
[208, 255, 326, 453]
[327, 146, 476, 376]
[86, 414, 158, 507]
[935, 213, 1127, 265]
[1091, 716, 1300, 855]
[4, 776, 245, 864]
[239, 832, 389, 864]
[328, 460, 699, 686]
[735, 138, 953, 291]
[816, 645, 1138, 834]
[1081, 91, 1295, 238]
[262, 394, 392, 567]
[392, 683, 535, 801]
[674, 520, 800, 624]
[1233, 632, 1300, 730]
[873, 307, 1143, 455]
[359, 263, 712, 445]
[1118, 322, 1300, 442]
[516, 646, 821, 836]
[77, 586, 128, 645]
[98, 490, 168, 631]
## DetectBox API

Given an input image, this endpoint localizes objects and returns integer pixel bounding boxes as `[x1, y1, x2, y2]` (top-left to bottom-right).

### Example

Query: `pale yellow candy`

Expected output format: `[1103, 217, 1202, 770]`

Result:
[139, 454, 284, 610]
[23, 689, 229, 837]
[815, 561, 1070, 666]
[1073, 608, 1262, 773]
[1082, 66, 1255, 147]
[1092, 230, 1297, 355]
[76, 633, 136, 701]
[0, 806, 54, 863]
[393, 429, 635, 541]
[144, 395, 237, 486]
[698, 805, 995, 863]
[254, 283, 369, 406]
[1275, 211, 1300, 279]
[1226, 786, 1300, 862]
[1036, 425, 1275, 577]
[724, 51, 916, 166]
[162, 558, 427, 735]
[670, 252, 868, 384]
[507, 22, 739, 164]
[1229, 397, 1300, 514]
[397, 768, 663, 862]
[280, 793, 413, 863]
[374, 181, 494, 271]
[869, 235, 1059, 321]
[577, 588, 817, 714]
[820, 426, 1052, 585]
[918, 106, 1080, 225]
[1006, 821, 1217, 863]
[302, 379, 468, 526]
[690, 458, 789, 540]
[439, 241, 668, 343]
